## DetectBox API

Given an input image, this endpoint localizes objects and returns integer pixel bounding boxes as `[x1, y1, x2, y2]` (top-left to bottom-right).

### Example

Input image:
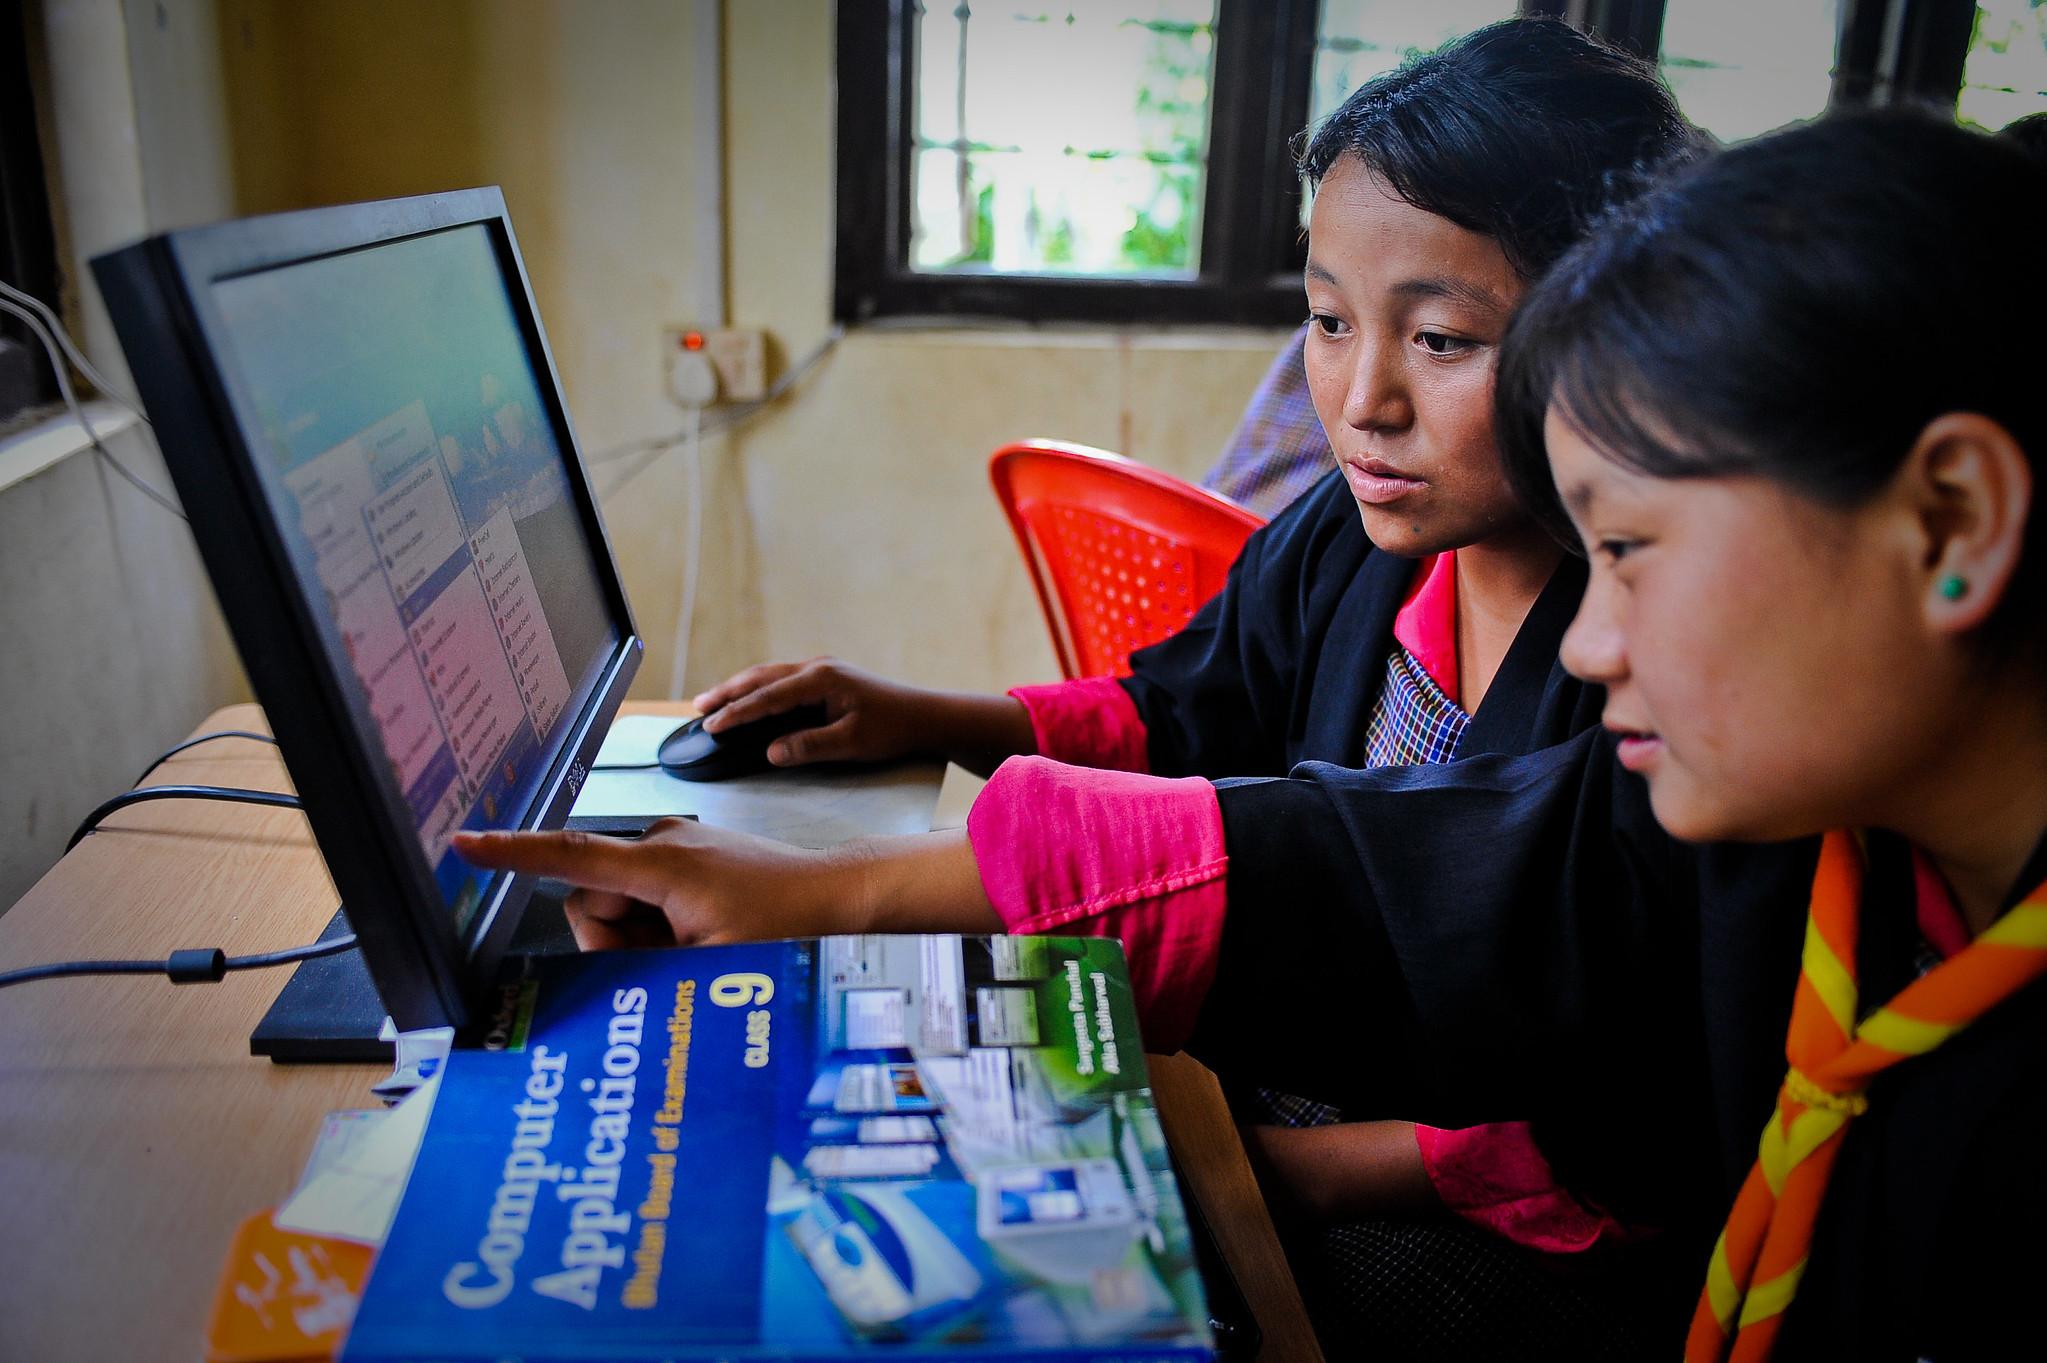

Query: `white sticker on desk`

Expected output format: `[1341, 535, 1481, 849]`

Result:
[274, 1071, 443, 1247]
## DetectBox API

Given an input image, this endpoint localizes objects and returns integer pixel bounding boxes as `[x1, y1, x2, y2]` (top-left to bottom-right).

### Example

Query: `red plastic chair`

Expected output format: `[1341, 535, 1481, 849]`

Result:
[989, 440, 1267, 680]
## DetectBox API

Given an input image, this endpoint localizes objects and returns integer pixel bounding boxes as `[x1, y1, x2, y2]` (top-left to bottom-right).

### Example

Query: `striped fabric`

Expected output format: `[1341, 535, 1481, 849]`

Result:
[1686, 831, 2047, 1362]
[1363, 644, 1471, 768]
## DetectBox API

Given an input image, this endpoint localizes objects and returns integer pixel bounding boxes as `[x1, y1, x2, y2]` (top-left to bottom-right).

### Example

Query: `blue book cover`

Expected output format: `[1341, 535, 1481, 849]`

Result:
[341, 935, 1216, 1361]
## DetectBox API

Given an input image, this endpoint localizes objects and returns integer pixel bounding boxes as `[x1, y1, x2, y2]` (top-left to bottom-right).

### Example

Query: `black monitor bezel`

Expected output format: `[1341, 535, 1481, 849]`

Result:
[92, 187, 642, 1032]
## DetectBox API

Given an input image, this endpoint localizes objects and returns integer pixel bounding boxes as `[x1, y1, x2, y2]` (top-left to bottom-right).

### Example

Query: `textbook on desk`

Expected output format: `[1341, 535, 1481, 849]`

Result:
[341, 934, 1215, 1361]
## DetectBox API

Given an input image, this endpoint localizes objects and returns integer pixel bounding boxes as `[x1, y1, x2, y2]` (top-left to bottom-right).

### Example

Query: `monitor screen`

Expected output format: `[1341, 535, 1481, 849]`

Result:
[95, 189, 641, 1039]
[208, 224, 619, 931]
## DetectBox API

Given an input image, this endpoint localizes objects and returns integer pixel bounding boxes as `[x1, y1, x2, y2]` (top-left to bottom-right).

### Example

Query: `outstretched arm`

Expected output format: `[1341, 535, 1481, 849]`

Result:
[453, 820, 999, 948]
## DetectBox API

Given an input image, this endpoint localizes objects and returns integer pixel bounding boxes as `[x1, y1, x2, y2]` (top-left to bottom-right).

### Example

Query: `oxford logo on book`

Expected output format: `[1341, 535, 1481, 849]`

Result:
[479, 981, 537, 1053]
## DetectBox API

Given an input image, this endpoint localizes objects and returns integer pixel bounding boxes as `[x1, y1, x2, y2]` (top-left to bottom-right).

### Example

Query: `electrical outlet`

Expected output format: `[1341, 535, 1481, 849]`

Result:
[704, 328, 766, 402]
[666, 326, 767, 404]
[667, 346, 718, 408]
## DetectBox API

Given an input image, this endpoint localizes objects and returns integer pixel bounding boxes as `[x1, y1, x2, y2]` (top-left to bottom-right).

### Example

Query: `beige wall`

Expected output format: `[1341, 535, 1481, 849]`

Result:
[218, 0, 1288, 705]
[0, 0, 247, 911]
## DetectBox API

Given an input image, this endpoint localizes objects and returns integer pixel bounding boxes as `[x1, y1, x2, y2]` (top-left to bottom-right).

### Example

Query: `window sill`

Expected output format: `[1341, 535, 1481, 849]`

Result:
[0, 402, 140, 497]
[842, 321, 1295, 351]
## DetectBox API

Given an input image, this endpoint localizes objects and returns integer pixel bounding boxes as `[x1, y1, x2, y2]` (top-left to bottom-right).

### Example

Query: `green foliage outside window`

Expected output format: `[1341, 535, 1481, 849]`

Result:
[1959, 0, 2047, 132]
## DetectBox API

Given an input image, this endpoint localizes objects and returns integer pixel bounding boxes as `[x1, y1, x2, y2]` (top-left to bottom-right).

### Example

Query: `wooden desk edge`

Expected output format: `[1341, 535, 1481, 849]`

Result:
[1150, 1052, 1327, 1363]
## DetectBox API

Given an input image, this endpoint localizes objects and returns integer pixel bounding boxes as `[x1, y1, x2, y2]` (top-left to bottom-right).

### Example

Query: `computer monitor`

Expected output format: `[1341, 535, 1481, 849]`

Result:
[92, 188, 641, 1046]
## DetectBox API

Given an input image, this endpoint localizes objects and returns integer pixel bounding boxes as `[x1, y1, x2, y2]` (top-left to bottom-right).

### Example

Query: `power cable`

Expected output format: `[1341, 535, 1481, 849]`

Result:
[0, 923, 357, 990]
[0, 736, 352, 991]
[0, 292, 185, 519]
[68, 784, 303, 852]
[0, 279, 150, 422]
[131, 729, 279, 789]
[590, 324, 846, 500]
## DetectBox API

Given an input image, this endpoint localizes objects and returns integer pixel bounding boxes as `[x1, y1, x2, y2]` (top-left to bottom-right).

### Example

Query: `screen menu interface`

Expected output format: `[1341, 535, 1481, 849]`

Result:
[212, 224, 617, 929]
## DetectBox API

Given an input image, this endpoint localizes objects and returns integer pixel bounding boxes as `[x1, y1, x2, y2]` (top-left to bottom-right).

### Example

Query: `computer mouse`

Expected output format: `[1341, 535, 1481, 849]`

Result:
[656, 703, 831, 781]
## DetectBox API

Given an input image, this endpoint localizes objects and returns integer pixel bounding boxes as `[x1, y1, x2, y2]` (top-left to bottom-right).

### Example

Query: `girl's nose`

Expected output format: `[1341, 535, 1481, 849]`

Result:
[1560, 580, 1626, 686]
[1342, 340, 1411, 433]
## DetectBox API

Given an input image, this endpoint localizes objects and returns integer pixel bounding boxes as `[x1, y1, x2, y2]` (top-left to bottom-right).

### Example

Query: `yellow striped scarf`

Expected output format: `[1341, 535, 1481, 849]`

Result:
[1685, 830, 2047, 1362]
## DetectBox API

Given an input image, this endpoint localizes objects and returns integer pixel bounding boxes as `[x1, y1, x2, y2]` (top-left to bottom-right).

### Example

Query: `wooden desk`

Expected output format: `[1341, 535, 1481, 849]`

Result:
[0, 704, 1321, 1363]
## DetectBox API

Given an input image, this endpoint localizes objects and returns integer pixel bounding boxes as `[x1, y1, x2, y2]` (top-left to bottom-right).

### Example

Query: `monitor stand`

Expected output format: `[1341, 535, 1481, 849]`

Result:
[250, 894, 584, 1062]
[248, 906, 388, 1062]
[249, 815, 664, 1062]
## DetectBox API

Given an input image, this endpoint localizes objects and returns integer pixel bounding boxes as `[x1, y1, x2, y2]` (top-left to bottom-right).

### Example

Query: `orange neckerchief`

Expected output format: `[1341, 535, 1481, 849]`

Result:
[1685, 831, 2047, 1362]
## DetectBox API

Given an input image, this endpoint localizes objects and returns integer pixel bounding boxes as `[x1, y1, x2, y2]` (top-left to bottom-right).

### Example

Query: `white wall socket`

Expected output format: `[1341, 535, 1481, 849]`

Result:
[666, 327, 767, 403]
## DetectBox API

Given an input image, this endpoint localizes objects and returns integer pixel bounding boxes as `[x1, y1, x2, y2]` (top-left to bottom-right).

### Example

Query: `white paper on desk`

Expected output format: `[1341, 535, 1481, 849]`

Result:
[573, 715, 944, 847]
[289, 1108, 389, 1199]
[274, 1071, 442, 1247]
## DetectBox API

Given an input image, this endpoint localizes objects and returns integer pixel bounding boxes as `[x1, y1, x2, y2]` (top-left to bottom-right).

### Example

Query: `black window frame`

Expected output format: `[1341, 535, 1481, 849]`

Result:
[2, 0, 62, 424]
[1569, 0, 1982, 108]
[837, 0, 1398, 328]
[835, 0, 1993, 329]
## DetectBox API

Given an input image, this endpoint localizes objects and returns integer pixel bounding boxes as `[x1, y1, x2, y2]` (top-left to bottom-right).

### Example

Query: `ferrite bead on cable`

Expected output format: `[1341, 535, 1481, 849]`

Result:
[165, 948, 228, 983]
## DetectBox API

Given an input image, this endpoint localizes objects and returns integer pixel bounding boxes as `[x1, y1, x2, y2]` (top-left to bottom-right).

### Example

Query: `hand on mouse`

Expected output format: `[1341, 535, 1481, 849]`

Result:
[452, 821, 999, 951]
[690, 657, 1036, 776]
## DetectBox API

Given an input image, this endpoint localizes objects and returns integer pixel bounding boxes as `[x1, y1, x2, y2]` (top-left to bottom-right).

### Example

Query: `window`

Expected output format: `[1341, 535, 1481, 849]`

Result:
[1656, 0, 1844, 141]
[1, 0, 61, 426]
[907, 2, 1219, 278]
[1309, 0, 1521, 126]
[1958, 0, 2047, 130]
[1600, 0, 2041, 142]
[838, 0, 1564, 325]
[838, 0, 1329, 326]
[836, 0, 2036, 326]
[1299, 1, 1520, 227]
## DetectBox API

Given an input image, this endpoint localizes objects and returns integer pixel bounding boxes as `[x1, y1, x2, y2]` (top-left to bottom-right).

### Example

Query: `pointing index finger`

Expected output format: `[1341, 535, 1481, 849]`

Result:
[452, 829, 675, 904]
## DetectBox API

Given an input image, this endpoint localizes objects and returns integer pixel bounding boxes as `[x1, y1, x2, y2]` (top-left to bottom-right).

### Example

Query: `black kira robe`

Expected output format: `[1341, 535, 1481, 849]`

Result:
[1105, 472, 2047, 1356]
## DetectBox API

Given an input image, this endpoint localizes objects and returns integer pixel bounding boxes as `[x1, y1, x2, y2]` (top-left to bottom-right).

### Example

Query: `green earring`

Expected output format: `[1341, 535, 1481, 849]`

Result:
[1939, 574, 1969, 601]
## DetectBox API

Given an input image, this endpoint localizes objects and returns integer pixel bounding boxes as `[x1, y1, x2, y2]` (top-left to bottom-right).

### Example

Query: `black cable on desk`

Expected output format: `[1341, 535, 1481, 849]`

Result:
[67, 784, 303, 852]
[130, 729, 278, 789]
[0, 926, 358, 991]
[11, 751, 354, 992]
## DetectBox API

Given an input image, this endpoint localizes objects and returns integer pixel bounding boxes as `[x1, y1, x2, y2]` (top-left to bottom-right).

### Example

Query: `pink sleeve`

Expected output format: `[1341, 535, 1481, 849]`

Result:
[1008, 678, 1150, 773]
[965, 756, 1226, 1052]
[1415, 1121, 1639, 1253]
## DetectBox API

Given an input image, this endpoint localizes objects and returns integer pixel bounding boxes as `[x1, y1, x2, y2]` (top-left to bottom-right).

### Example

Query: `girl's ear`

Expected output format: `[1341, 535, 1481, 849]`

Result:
[1898, 412, 2033, 638]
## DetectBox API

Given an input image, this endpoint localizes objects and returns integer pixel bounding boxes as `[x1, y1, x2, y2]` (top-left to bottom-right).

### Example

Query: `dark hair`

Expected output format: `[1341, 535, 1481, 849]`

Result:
[2001, 111, 2047, 163]
[1296, 16, 1704, 280]
[1497, 108, 2047, 651]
